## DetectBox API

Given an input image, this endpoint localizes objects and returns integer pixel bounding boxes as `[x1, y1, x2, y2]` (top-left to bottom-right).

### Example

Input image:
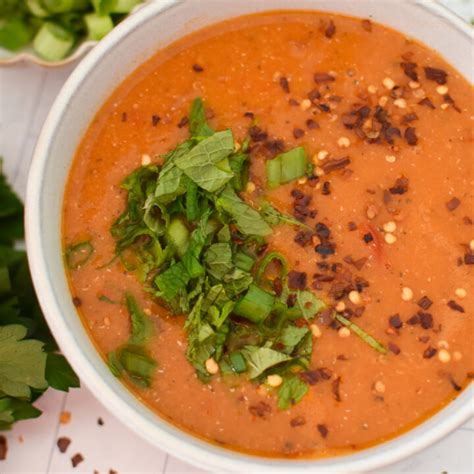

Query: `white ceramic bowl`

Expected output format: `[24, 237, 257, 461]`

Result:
[26, 1, 473, 472]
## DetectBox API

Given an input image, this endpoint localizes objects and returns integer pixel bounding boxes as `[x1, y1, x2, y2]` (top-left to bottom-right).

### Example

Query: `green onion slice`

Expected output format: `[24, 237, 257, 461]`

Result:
[65, 240, 94, 269]
[33, 22, 75, 61]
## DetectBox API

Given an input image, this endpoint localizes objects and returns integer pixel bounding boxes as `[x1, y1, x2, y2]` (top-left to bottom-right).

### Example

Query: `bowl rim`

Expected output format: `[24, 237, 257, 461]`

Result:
[25, 0, 474, 472]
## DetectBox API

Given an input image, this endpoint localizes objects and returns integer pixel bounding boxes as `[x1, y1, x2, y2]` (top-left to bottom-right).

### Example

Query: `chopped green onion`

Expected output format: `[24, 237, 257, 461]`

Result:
[32, 21, 74, 61]
[65, 240, 94, 269]
[265, 157, 281, 189]
[234, 251, 255, 272]
[92, 0, 115, 14]
[229, 351, 247, 373]
[0, 18, 32, 52]
[334, 313, 387, 354]
[98, 294, 118, 304]
[265, 147, 307, 188]
[111, 0, 141, 13]
[84, 12, 113, 40]
[255, 251, 288, 288]
[233, 284, 275, 323]
[43, 0, 75, 13]
[166, 218, 189, 257]
[26, 0, 50, 17]
[280, 147, 307, 184]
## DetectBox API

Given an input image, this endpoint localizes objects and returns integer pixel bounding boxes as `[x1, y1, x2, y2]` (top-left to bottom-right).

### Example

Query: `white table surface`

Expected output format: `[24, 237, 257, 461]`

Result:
[0, 1, 473, 473]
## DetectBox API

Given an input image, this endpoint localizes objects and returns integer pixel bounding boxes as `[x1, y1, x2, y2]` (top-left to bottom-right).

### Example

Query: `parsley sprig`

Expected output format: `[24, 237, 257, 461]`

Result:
[0, 160, 79, 430]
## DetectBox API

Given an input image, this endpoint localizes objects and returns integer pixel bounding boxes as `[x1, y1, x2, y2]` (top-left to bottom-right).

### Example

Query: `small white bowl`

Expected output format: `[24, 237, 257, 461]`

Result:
[0, 1, 150, 67]
[26, 1, 473, 472]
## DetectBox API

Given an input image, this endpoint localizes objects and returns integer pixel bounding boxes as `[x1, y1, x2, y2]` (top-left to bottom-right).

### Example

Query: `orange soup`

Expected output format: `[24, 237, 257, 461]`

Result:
[63, 11, 473, 458]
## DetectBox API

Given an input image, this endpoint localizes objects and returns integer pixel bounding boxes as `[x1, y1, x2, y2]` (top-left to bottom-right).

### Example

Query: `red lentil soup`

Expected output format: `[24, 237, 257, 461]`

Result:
[63, 11, 473, 458]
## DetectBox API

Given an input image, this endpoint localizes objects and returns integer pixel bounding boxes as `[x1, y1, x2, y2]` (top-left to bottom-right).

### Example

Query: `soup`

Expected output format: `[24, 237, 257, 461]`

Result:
[63, 11, 473, 458]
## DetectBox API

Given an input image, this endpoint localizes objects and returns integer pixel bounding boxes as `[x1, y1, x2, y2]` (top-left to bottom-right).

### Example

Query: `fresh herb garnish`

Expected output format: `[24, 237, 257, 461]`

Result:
[0, 159, 79, 429]
[65, 240, 94, 269]
[334, 313, 387, 354]
[107, 293, 155, 387]
[107, 98, 385, 409]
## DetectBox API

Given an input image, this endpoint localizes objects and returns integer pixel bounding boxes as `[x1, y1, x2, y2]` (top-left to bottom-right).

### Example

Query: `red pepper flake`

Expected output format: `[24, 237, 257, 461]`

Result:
[332, 376, 341, 402]
[151, 115, 160, 127]
[446, 197, 461, 211]
[321, 157, 351, 174]
[404, 127, 418, 146]
[121, 112, 127, 122]
[192, 63, 204, 72]
[71, 453, 84, 468]
[249, 401, 272, 418]
[447, 300, 465, 313]
[308, 88, 321, 102]
[388, 342, 401, 355]
[424, 66, 448, 85]
[279, 76, 290, 93]
[418, 97, 435, 109]
[463, 216, 472, 225]
[288, 98, 299, 106]
[417, 296, 433, 310]
[290, 416, 306, 427]
[299, 368, 332, 385]
[418, 312, 433, 330]
[348, 221, 357, 231]
[400, 62, 418, 81]
[402, 113, 419, 124]
[361, 19, 372, 32]
[317, 103, 331, 113]
[72, 297, 82, 307]
[324, 20, 336, 38]
[317, 423, 329, 438]
[249, 125, 268, 142]
[288, 271, 307, 290]
[406, 314, 420, 325]
[465, 253, 474, 265]
[0, 435, 7, 461]
[363, 232, 374, 243]
[322, 181, 331, 195]
[294, 230, 315, 247]
[389, 314, 403, 329]
[306, 118, 319, 130]
[449, 375, 462, 391]
[314, 72, 335, 83]
[177, 116, 189, 128]
[57, 437, 71, 453]
[423, 346, 437, 359]
[293, 128, 305, 139]
[389, 176, 409, 195]
[243, 111, 254, 119]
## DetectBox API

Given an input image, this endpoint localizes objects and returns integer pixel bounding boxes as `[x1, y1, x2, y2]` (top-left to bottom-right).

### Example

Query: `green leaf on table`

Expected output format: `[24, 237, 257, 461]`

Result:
[45, 353, 80, 392]
[0, 325, 47, 398]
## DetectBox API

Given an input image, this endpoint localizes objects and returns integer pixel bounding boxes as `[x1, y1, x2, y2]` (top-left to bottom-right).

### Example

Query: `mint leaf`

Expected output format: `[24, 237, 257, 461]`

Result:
[241, 346, 291, 379]
[296, 290, 326, 321]
[175, 130, 235, 192]
[189, 97, 214, 138]
[278, 374, 308, 410]
[216, 186, 272, 236]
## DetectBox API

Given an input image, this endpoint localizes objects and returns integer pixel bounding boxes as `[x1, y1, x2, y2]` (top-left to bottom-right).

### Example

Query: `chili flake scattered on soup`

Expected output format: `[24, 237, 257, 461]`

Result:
[63, 11, 473, 458]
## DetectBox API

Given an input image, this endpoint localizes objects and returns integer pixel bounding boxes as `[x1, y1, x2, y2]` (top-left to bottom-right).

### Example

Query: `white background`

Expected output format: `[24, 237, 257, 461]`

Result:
[0, 1, 473, 472]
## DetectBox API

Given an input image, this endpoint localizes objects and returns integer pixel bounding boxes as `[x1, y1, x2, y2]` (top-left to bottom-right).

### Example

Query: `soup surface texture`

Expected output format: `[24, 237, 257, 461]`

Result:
[63, 11, 473, 458]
